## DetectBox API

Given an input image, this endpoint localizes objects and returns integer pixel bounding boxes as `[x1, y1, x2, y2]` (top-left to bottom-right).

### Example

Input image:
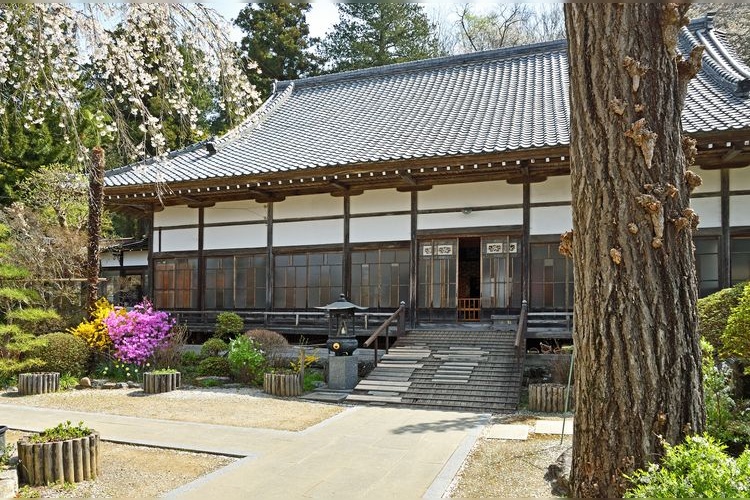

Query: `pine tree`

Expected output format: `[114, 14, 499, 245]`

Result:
[235, 3, 322, 100]
[320, 4, 440, 73]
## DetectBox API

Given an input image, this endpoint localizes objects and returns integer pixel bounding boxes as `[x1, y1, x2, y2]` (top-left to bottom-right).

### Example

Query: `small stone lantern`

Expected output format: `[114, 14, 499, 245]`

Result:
[318, 294, 367, 356]
[317, 294, 367, 390]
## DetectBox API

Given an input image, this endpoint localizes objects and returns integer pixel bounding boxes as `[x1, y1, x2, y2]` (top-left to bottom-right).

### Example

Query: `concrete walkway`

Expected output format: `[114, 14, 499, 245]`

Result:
[3, 404, 489, 499]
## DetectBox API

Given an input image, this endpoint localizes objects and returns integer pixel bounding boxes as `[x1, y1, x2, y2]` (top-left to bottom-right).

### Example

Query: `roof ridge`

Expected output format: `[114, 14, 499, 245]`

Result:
[685, 13, 750, 96]
[276, 38, 567, 91]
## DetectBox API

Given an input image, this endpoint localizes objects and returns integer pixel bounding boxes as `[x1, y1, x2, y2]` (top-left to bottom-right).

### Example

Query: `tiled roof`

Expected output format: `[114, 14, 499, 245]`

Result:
[105, 15, 750, 189]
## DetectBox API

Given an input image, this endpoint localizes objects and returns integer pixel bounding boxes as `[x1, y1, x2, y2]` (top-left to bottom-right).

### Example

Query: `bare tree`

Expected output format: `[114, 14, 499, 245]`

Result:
[565, 3, 704, 496]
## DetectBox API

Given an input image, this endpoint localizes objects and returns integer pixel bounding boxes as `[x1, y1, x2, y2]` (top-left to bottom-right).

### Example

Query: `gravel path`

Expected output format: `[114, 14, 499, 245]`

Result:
[6, 430, 234, 498]
[0, 386, 342, 431]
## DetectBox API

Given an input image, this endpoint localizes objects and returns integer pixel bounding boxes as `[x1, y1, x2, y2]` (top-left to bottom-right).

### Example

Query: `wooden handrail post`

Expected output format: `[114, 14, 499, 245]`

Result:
[397, 301, 405, 337]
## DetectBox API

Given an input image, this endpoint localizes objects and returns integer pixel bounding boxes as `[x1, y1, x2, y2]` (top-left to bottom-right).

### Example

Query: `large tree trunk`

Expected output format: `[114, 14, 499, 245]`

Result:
[564, 4, 705, 497]
[85, 146, 105, 313]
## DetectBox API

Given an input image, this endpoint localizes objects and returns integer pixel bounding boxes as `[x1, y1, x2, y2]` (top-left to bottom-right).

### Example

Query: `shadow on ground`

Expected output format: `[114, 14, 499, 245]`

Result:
[391, 413, 489, 434]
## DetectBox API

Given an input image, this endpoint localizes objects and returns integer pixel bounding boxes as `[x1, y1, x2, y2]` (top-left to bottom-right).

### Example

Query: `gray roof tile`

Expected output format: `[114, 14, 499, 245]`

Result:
[106, 15, 750, 188]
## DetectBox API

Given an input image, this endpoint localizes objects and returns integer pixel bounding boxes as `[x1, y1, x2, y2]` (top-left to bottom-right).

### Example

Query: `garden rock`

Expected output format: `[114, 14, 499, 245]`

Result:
[195, 376, 231, 385]
[78, 377, 92, 388]
[127, 381, 141, 389]
[102, 382, 119, 390]
[0, 467, 17, 498]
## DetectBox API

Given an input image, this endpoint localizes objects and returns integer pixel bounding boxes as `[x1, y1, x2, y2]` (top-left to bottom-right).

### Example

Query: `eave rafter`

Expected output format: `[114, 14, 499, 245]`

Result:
[103, 136, 749, 211]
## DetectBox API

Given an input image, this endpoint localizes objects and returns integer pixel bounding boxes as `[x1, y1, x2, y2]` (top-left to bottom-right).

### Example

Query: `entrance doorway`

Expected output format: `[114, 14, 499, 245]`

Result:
[458, 237, 481, 321]
[417, 234, 521, 322]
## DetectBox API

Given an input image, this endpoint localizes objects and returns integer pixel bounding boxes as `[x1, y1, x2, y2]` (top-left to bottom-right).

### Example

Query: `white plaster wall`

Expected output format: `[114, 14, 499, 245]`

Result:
[530, 175, 571, 203]
[418, 208, 522, 230]
[274, 219, 344, 247]
[731, 165, 750, 192]
[350, 189, 410, 214]
[691, 197, 721, 228]
[100, 252, 118, 268]
[124, 251, 149, 266]
[158, 228, 198, 252]
[730, 195, 750, 226]
[350, 215, 410, 242]
[154, 206, 197, 227]
[204, 224, 267, 250]
[419, 180, 521, 210]
[101, 251, 148, 268]
[530, 205, 572, 235]
[274, 194, 341, 219]
[695, 166, 721, 193]
[204, 200, 266, 224]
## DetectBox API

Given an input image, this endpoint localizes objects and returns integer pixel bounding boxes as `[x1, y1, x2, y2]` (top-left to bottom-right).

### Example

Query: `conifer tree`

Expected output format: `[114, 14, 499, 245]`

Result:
[321, 4, 440, 73]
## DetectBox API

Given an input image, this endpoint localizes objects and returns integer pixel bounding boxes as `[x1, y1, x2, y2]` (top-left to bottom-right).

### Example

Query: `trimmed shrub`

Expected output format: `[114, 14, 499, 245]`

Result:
[201, 337, 228, 357]
[246, 329, 289, 352]
[27, 332, 91, 378]
[624, 434, 750, 498]
[215, 312, 244, 340]
[698, 282, 746, 354]
[197, 356, 232, 377]
[227, 335, 266, 384]
[68, 297, 115, 352]
[180, 351, 201, 367]
[723, 282, 750, 365]
[6, 307, 63, 335]
[1, 324, 45, 381]
[246, 329, 289, 368]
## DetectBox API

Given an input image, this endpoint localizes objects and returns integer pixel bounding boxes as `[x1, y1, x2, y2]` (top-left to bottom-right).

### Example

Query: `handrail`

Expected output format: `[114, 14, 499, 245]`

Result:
[363, 301, 406, 367]
[514, 300, 528, 362]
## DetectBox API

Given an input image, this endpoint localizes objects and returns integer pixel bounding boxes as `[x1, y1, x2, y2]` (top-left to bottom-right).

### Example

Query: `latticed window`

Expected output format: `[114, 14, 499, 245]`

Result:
[351, 248, 409, 309]
[205, 254, 266, 309]
[731, 236, 750, 285]
[530, 243, 573, 310]
[154, 257, 198, 309]
[418, 239, 457, 308]
[695, 237, 719, 296]
[274, 251, 343, 309]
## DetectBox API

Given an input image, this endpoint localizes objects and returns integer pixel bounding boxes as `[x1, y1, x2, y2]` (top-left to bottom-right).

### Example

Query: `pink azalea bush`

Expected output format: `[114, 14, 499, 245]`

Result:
[103, 299, 175, 364]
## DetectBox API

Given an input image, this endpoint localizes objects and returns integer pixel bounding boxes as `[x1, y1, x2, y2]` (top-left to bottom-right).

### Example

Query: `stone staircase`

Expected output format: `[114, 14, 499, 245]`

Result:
[346, 329, 522, 413]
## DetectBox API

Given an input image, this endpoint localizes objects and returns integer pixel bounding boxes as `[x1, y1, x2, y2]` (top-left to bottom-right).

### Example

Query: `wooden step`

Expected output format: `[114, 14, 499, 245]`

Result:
[346, 394, 403, 404]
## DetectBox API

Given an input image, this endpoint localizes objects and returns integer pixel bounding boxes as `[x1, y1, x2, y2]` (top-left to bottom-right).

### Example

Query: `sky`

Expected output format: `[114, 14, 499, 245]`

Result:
[211, 2, 340, 40]
[208, 2, 529, 41]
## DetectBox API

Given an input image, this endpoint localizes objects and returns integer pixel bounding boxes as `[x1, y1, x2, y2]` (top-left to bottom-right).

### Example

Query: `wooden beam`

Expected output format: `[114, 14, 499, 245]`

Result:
[722, 148, 742, 162]
[400, 173, 418, 186]
[396, 185, 433, 192]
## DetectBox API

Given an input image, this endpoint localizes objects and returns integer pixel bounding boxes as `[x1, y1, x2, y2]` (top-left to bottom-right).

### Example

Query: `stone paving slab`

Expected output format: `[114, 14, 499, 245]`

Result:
[535, 418, 574, 435]
[485, 423, 530, 440]
[1, 402, 490, 499]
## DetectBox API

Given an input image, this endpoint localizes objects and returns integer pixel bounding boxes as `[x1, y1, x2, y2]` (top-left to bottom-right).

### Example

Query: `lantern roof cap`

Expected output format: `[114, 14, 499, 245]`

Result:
[317, 294, 368, 312]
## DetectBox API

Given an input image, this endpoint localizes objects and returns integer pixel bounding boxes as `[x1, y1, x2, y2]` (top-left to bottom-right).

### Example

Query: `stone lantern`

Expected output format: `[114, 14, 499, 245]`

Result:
[318, 294, 366, 356]
[317, 294, 367, 390]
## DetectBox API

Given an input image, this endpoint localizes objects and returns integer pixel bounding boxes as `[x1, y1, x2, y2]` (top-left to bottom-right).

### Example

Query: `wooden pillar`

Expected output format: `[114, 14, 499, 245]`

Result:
[522, 178, 531, 305]
[343, 195, 351, 298]
[147, 210, 155, 301]
[720, 168, 731, 288]
[197, 207, 205, 311]
[266, 202, 274, 311]
[409, 191, 418, 328]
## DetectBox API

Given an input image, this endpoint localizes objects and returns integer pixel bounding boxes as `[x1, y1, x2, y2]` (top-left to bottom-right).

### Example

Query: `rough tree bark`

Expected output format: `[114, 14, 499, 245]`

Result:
[85, 146, 105, 313]
[564, 4, 705, 497]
